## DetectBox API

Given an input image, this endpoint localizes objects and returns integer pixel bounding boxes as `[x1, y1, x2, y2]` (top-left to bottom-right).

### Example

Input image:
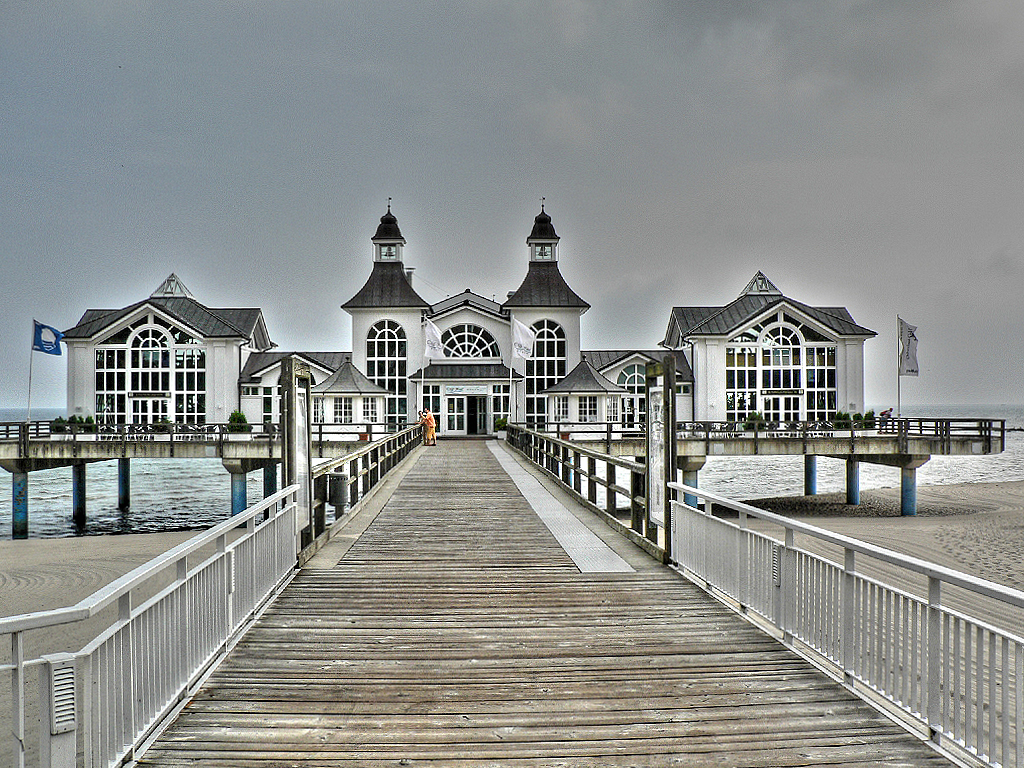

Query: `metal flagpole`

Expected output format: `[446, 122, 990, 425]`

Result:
[26, 320, 36, 423]
[896, 315, 902, 418]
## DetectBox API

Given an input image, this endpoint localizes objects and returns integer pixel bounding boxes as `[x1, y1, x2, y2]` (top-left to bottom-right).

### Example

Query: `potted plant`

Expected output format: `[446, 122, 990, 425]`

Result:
[493, 416, 508, 440]
[226, 410, 252, 435]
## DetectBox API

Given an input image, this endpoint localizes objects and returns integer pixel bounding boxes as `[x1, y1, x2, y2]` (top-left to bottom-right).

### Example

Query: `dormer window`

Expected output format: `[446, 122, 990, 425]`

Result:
[533, 244, 554, 261]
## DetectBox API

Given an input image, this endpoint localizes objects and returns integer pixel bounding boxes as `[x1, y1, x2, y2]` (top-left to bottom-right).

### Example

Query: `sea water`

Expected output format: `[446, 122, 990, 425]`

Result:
[1, 405, 1022, 538]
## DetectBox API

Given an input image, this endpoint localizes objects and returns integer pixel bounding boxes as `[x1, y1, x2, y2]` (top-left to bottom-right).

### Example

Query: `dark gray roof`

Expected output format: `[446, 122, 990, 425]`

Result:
[312, 361, 388, 395]
[372, 207, 404, 241]
[543, 360, 627, 394]
[63, 297, 265, 342]
[666, 294, 875, 342]
[527, 208, 558, 241]
[584, 349, 694, 382]
[240, 351, 350, 383]
[342, 262, 429, 309]
[408, 362, 522, 381]
[502, 262, 590, 310]
[430, 289, 505, 319]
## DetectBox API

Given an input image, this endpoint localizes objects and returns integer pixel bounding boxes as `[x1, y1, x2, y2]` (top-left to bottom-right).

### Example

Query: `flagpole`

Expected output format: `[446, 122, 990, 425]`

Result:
[896, 315, 902, 418]
[27, 319, 36, 424]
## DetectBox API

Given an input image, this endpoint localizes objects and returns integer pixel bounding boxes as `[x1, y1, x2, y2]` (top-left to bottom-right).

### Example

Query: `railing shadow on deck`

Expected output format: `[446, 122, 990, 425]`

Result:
[0, 424, 421, 768]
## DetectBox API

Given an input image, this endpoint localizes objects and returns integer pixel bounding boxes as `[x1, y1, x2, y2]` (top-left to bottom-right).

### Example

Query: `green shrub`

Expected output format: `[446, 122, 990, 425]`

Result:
[227, 410, 252, 433]
[493, 417, 508, 431]
[50, 416, 67, 433]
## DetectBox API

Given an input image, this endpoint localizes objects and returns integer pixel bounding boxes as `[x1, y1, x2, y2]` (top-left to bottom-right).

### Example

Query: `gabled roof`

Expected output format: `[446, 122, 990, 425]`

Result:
[543, 359, 627, 395]
[585, 349, 694, 382]
[663, 273, 875, 344]
[341, 262, 429, 310]
[408, 362, 522, 381]
[502, 262, 590, 311]
[430, 289, 505, 320]
[311, 361, 387, 395]
[63, 297, 269, 345]
[240, 351, 350, 383]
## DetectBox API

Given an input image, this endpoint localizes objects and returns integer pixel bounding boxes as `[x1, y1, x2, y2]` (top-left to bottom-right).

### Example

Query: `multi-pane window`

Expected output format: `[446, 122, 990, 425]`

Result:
[725, 345, 758, 422]
[491, 383, 509, 424]
[93, 318, 207, 425]
[525, 320, 566, 425]
[553, 395, 570, 421]
[313, 398, 325, 423]
[606, 396, 620, 423]
[578, 395, 598, 422]
[362, 398, 378, 422]
[806, 346, 837, 421]
[441, 324, 500, 358]
[366, 320, 407, 425]
[617, 363, 647, 427]
[334, 397, 353, 424]
[421, 384, 441, 415]
[761, 326, 802, 389]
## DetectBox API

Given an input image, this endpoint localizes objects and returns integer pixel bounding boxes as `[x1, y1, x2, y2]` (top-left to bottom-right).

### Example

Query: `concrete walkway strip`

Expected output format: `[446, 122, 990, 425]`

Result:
[488, 441, 634, 573]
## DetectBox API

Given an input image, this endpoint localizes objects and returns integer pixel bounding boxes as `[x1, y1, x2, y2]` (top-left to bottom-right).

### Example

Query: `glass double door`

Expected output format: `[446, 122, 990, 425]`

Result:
[445, 395, 488, 436]
[132, 397, 169, 424]
[763, 395, 800, 423]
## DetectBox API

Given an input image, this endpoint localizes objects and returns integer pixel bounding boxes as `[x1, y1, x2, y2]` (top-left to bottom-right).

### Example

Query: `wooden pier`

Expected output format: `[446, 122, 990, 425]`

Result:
[137, 441, 952, 766]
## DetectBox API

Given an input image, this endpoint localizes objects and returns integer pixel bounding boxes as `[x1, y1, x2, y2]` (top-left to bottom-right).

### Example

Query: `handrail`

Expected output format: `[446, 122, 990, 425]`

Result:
[668, 480, 1024, 768]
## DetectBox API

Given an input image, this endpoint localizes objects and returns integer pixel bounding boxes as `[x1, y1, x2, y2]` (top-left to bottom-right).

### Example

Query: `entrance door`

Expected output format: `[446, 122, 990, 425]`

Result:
[132, 398, 169, 424]
[446, 396, 466, 435]
[466, 396, 488, 435]
[763, 395, 800, 423]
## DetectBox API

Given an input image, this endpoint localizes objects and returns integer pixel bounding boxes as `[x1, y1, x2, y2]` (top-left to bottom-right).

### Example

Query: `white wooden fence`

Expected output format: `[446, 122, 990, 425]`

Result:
[1, 486, 299, 768]
[670, 481, 1024, 768]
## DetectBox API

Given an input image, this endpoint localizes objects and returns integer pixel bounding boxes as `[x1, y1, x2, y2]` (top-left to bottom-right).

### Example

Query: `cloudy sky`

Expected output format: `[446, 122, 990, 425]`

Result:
[3, 1, 1022, 410]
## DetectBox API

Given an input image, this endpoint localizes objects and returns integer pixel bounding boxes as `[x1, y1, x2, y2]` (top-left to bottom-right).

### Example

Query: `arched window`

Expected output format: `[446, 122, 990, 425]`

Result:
[525, 319, 566, 425]
[617, 363, 646, 428]
[442, 324, 500, 358]
[366, 320, 408, 424]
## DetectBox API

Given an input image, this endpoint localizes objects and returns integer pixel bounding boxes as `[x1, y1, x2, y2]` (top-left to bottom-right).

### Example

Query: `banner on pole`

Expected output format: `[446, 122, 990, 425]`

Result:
[511, 318, 536, 359]
[32, 321, 64, 355]
[424, 318, 445, 359]
[898, 317, 918, 376]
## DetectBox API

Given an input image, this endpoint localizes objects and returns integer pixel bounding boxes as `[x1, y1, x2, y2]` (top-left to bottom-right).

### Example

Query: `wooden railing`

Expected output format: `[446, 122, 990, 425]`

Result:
[505, 425, 664, 560]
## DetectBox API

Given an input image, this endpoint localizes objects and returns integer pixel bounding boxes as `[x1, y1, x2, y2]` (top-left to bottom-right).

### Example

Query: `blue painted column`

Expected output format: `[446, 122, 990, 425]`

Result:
[682, 469, 699, 509]
[12, 471, 28, 539]
[72, 463, 87, 527]
[901, 467, 918, 516]
[846, 459, 860, 505]
[118, 458, 131, 510]
[264, 463, 278, 498]
[230, 471, 247, 516]
[803, 455, 817, 496]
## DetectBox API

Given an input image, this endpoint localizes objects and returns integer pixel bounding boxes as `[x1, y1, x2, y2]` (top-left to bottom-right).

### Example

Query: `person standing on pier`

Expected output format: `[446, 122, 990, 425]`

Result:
[421, 408, 436, 445]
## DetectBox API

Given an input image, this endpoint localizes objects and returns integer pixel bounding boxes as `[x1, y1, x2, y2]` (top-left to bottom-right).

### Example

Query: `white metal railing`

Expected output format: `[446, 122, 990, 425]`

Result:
[669, 481, 1024, 768]
[1, 485, 300, 768]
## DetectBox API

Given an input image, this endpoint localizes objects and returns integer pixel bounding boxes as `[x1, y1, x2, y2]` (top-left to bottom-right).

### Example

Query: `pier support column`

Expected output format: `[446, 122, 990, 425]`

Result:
[263, 463, 278, 499]
[803, 455, 817, 496]
[230, 471, 247, 517]
[13, 471, 28, 539]
[846, 459, 860, 505]
[118, 458, 131, 510]
[72, 463, 87, 527]
[901, 467, 917, 517]
[678, 456, 706, 510]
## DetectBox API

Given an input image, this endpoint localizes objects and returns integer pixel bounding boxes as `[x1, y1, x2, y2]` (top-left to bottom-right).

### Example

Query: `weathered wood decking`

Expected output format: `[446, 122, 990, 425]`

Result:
[138, 441, 952, 766]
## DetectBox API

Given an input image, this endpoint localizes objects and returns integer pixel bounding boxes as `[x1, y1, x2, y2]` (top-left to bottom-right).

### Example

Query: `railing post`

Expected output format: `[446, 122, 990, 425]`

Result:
[631, 469, 644, 534]
[842, 547, 856, 684]
[927, 576, 943, 744]
[587, 456, 597, 504]
[12, 630, 25, 768]
[605, 460, 616, 517]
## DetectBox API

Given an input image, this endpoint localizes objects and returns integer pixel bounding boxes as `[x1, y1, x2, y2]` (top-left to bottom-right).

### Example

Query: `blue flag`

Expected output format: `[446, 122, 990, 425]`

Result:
[32, 320, 64, 355]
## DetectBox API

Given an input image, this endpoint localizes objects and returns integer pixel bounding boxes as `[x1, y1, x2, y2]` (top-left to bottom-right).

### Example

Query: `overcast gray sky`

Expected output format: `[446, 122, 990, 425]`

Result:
[3, 1, 1022, 410]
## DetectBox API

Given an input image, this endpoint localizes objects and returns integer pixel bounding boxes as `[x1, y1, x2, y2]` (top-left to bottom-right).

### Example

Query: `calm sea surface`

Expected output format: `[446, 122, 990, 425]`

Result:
[2, 405, 1022, 538]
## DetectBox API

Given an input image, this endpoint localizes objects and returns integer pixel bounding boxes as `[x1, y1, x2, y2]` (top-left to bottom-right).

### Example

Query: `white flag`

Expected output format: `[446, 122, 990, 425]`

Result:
[511, 318, 537, 359]
[423, 318, 445, 359]
[898, 317, 919, 377]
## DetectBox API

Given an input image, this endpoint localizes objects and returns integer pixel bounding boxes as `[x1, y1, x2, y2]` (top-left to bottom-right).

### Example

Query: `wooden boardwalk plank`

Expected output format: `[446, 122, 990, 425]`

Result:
[137, 441, 953, 766]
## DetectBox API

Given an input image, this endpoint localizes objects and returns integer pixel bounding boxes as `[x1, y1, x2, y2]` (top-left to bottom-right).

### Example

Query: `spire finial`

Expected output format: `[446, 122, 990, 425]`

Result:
[540, 196, 545, 212]
[387, 196, 392, 213]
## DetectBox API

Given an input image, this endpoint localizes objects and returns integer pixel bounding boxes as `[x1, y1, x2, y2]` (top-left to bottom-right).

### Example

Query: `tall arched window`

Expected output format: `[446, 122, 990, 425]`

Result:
[442, 324, 500, 358]
[366, 320, 407, 425]
[617, 363, 646, 428]
[525, 319, 566, 425]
